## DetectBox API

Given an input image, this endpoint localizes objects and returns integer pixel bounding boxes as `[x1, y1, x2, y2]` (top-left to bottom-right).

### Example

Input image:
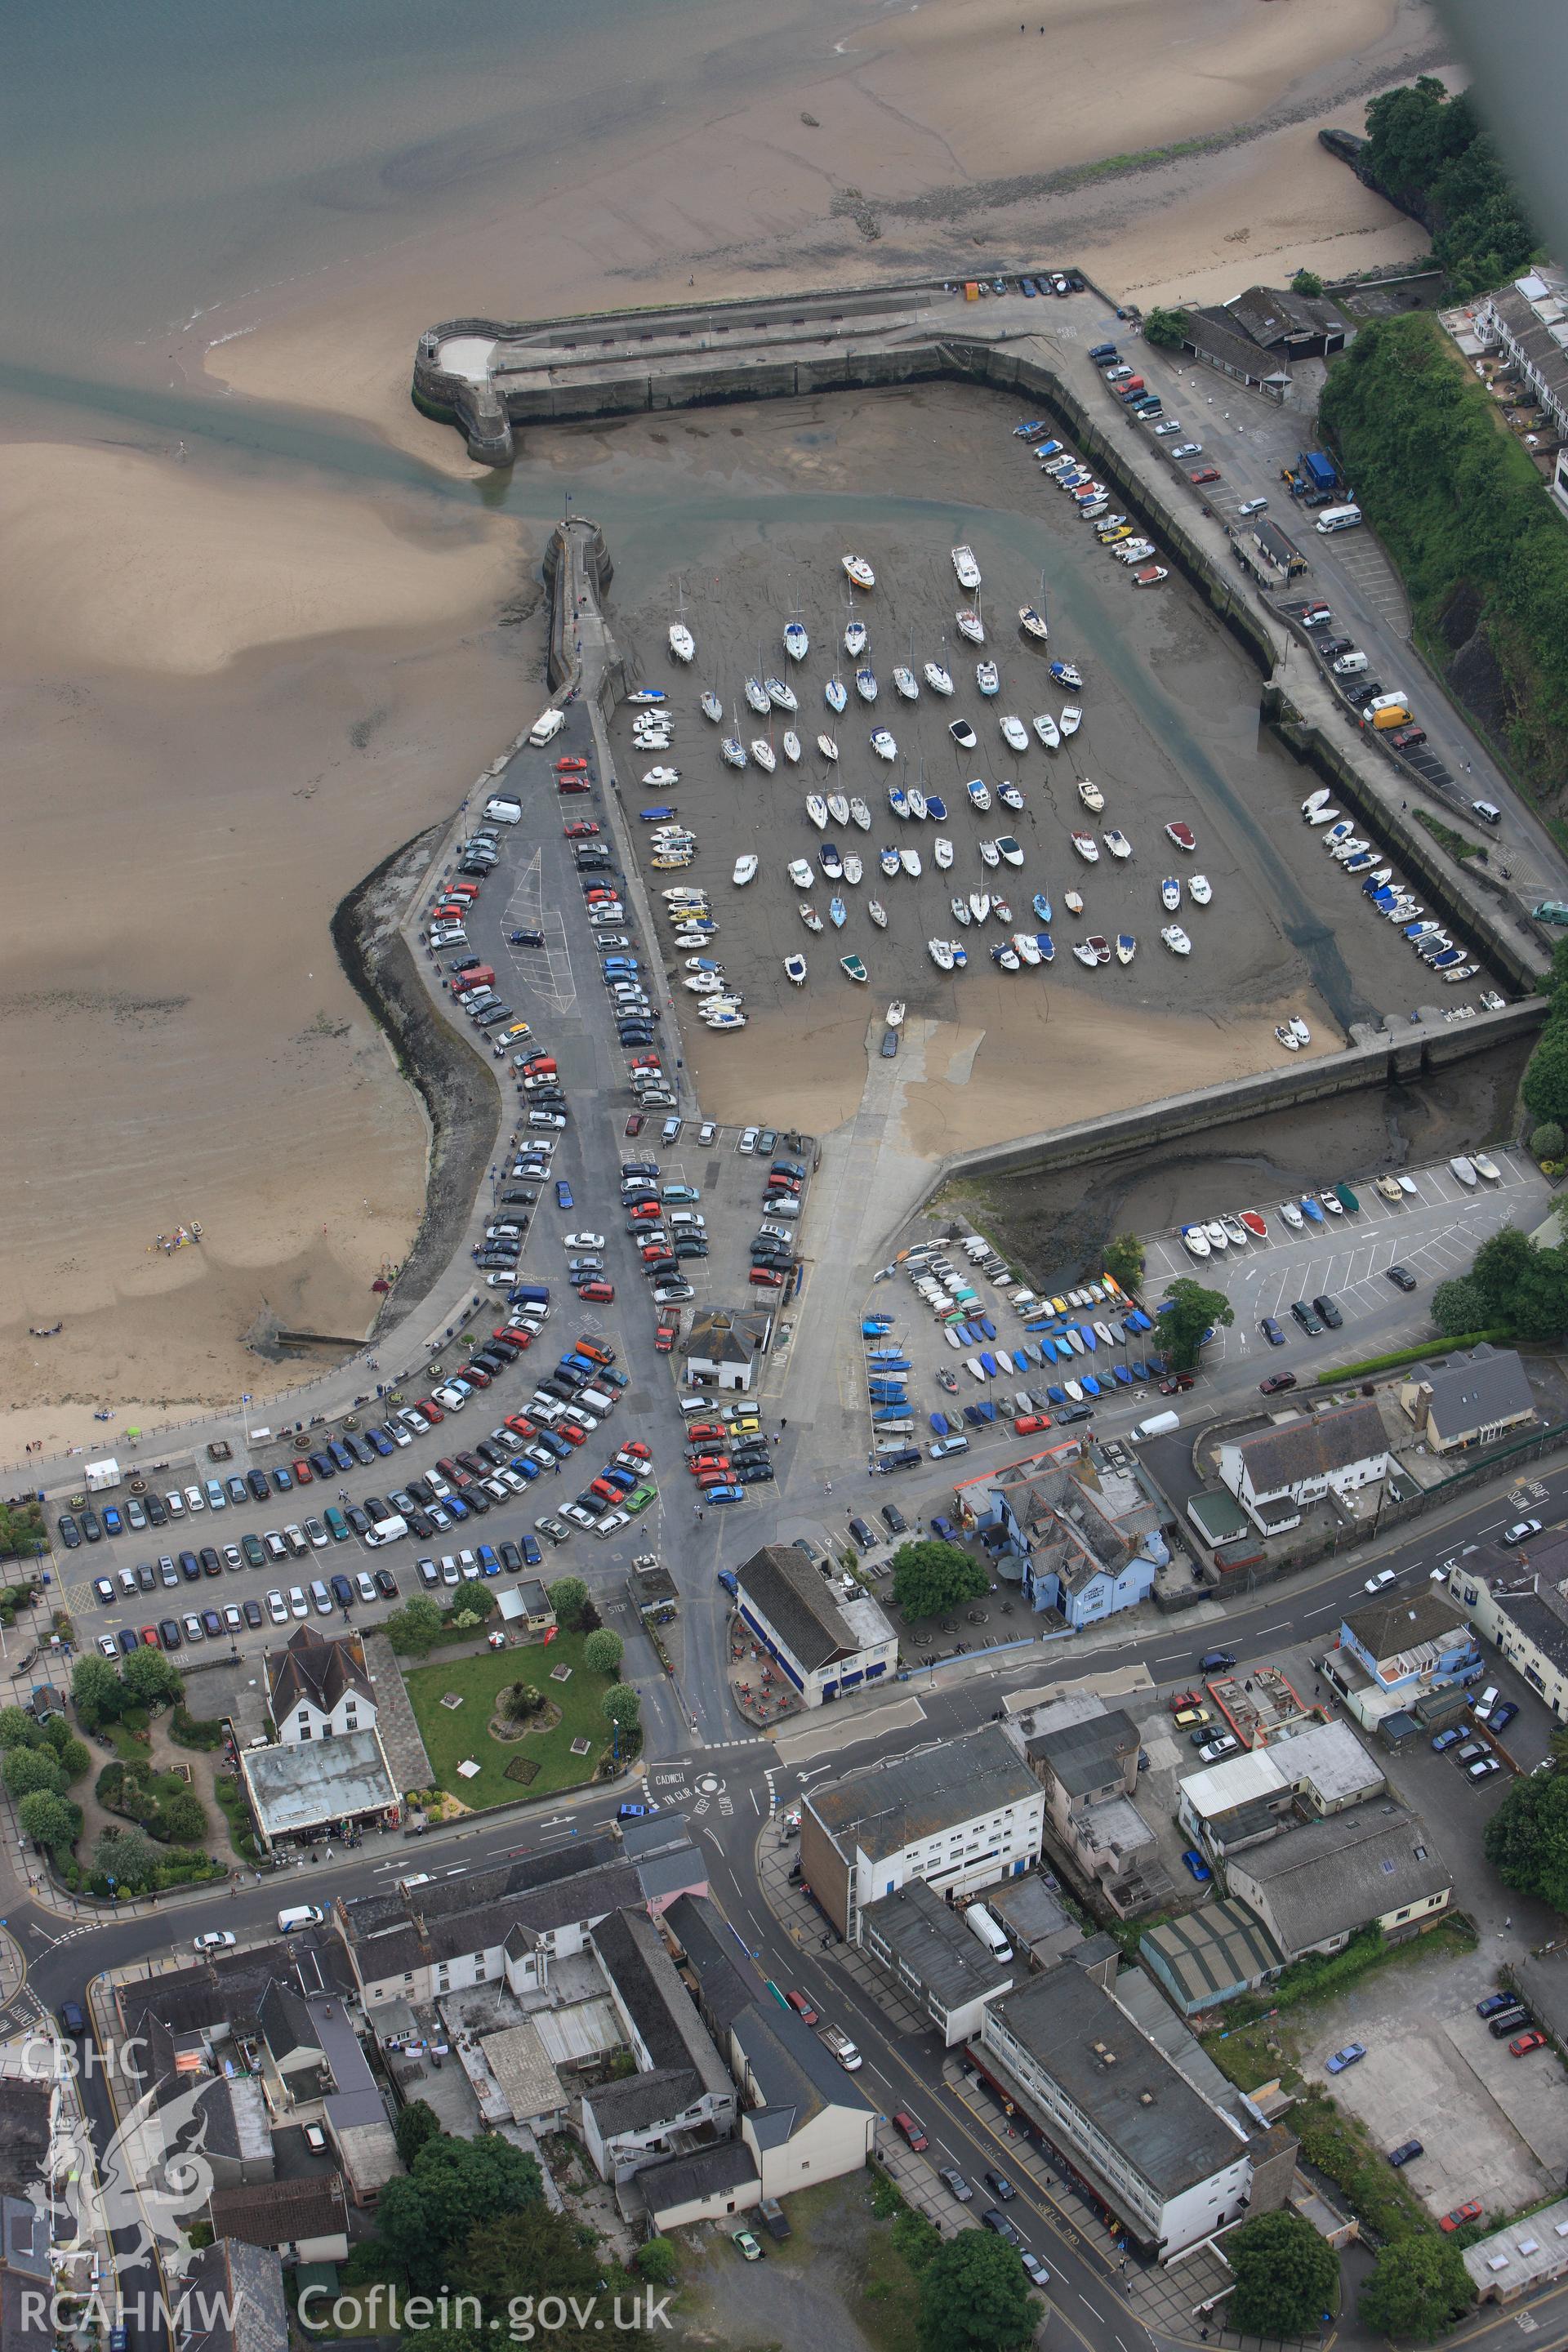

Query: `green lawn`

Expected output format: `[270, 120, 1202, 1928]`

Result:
[403, 1631, 619, 1806]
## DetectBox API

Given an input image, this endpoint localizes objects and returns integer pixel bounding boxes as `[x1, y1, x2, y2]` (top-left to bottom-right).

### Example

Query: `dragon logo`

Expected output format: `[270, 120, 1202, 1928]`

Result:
[35, 2068, 215, 2268]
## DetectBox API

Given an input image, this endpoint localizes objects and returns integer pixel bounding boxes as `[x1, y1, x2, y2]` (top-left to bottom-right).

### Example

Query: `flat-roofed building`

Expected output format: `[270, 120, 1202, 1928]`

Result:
[859, 1878, 1013, 2044]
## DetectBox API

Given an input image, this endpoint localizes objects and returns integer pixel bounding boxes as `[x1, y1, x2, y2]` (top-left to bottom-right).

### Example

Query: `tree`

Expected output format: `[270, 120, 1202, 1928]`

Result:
[69, 1659, 122, 1734]
[461, 2207, 651, 2352]
[583, 1628, 624, 1680]
[636, 2237, 677, 2285]
[0, 1706, 42, 1753]
[1483, 1768, 1568, 1909]
[890, 1539, 988, 1621]
[394, 2099, 443, 2170]
[149, 1789, 207, 1846]
[1227, 2211, 1337, 2337]
[501, 1681, 544, 1722]
[1359, 2236, 1475, 2340]
[917, 2228, 1038, 2352]
[2, 1746, 65, 1800]
[1157, 1276, 1233, 1371]
[17, 1791, 81, 1853]
[91, 1825, 157, 1892]
[1103, 1232, 1145, 1292]
[1530, 1121, 1566, 1160]
[602, 1685, 641, 1733]
[1523, 1026, 1568, 1129]
[1291, 268, 1325, 296]
[548, 1576, 590, 1632]
[1143, 305, 1189, 350]
[385, 1596, 446, 1657]
[374, 2136, 543, 2294]
[119, 1647, 183, 1710]
[1430, 1276, 1490, 1338]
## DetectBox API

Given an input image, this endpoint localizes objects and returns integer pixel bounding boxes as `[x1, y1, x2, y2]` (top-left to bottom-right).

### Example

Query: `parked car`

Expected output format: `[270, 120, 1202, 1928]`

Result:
[1325, 2043, 1367, 2074]
[1440, 2201, 1484, 2233]
[1180, 1849, 1211, 1882]
[1388, 2140, 1423, 2168]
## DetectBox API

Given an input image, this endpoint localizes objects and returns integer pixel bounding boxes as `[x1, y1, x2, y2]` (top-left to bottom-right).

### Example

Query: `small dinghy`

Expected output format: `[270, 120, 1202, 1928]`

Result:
[828, 896, 847, 929]
[849, 796, 871, 830]
[886, 998, 906, 1028]
[825, 677, 848, 713]
[966, 778, 991, 812]
[1071, 831, 1100, 863]
[925, 794, 947, 822]
[976, 661, 1000, 695]
[978, 838, 1000, 869]
[800, 903, 824, 932]
[1032, 891, 1053, 924]
[1036, 931, 1055, 963]
[923, 663, 954, 695]
[843, 853, 862, 884]
[700, 690, 723, 723]
[805, 794, 829, 830]
[1103, 830, 1132, 860]
[1059, 706, 1082, 737]
[1018, 604, 1049, 641]
[951, 895, 972, 927]
[1063, 889, 1085, 915]
[900, 847, 922, 877]
[1049, 660, 1083, 688]
[857, 666, 879, 703]
[1000, 715, 1028, 752]
[840, 954, 869, 984]
[893, 667, 919, 701]
[1033, 712, 1060, 751]
[784, 953, 808, 986]
[1116, 933, 1136, 965]
[934, 835, 954, 869]
[826, 792, 850, 826]
[1076, 780, 1103, 817]
[751, 738, 776, 773]
[1188, 874, 1212, 906]
[993, 896, 1013, 924]
[868, 898, 889, 928]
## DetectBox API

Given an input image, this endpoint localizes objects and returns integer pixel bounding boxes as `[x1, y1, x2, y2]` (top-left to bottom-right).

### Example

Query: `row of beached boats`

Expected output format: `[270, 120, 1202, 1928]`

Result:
[1300, 786, 1481, 991]
[1013, 421, 1169, 586]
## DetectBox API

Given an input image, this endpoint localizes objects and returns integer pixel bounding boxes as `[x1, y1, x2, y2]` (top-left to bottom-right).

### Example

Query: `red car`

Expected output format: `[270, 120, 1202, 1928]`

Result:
[1441, 2202, 1484, 2233]
[655, 1325, 676, 1352]
[1391, 727, 1427, 750]
[1189, 466, 1220, 484]
[1169, 1689, 1205, 1714]
[555, 755, 588, 772]
[1259, 1373, 1298, 1395]
[630, 1203, 662, 1223]
[140, 1624, 161, 1646]
[436, 1455, 471, 1487]
[292, 1459, 314, 1484]
[415, 1397, 445, 1424]
[784, 1989, 819, 2026]
[689, 1458, 730, 1480]
[555, 1423, 590, 1447]
[558, 775, 590, 795]
[459, 1365, 492, 1389]
[563, 819, 600, 838]
[629, 1054, 662, 1071]
[505, 1414, 537, 1439]
[617, 1440, 651, 1460]
[577, 1281, 614, 1303]
[750, 1267, 786, 1288]
[1013, 1414, 1049, 1436]
[625, 1112, 645, 1136]
[893, 2112, 929, 2152]
[1510, 2030, 1547, 2056]
[686, 1423, 727, 1444]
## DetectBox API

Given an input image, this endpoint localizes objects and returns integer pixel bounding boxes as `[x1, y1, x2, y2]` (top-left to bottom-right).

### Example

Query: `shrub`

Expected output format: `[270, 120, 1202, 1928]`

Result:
[148, 1789, 208, 1847]
[1530, 1122, 1566, 1160]
[170, 1705, 225, 1752]
[635, 2238, 677, 2286]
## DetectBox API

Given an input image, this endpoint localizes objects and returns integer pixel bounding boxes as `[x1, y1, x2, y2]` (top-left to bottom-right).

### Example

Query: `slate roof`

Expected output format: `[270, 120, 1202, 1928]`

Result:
[0, 2076, 49, 2205]
[1226, 283, 1343, 347]
[267, 1624, 372, 1721]
[1496, 1586, 1568, 1674]
[737, 1544, 861, 1673]
[1488, 286, 1568, 414]
[584, 2067, 702, 2136]
[258, 1980, 319, 2066]
[1027, 1708, 1138, 1797]
[637, 2139, 759, 2221]
[1228, 1401, 1388, 1498]
[345, 1841, 634, 1980]
[1411, 1345, 1537, 1441]
[1229, 1804, 1450, 1953]
[862, 1878, 1012, 2011]
[732, 1998, 874, 2134]
[987, 1969, 1245, 2198]
[1343, 1588, 1470, 1662]
[592, 1907, 732, 2102]
[176, 2238, 288, 2352]
[1183, 306, 1285, 381]
[684, 1309, 764, 1367]
[807, 1725, 1040, 1862]
[208, 2175, 348, 2250]
[664, 1893, 764, 2034]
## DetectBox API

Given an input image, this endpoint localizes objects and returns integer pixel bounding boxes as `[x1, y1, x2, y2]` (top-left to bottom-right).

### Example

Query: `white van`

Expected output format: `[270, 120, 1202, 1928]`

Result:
[577, 1387, 615, 1420]
[278, 1904, 325, 1933]
[1364, 691, 1409, 715]
[1331, 650, 1368, 675]
[528, 707, 565, 746]
[1136, 1408, 1181, 1440]
[485, 797, 523, 826]
[1315, 503, 1362, 534]
[964, 1901, 1014, 1962]
[364, 1513, 408, 1548]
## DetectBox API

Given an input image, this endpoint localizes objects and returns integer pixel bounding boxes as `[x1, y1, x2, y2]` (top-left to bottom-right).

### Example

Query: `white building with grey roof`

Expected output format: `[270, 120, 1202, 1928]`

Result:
[735, 1543, 896, 1709]
[1217, 1400, 1388, 1534]
[1223, 1803, 1451, 1962]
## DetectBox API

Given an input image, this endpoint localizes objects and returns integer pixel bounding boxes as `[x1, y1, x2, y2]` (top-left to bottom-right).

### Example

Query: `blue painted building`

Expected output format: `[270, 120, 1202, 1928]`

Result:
[974, 1451, 1168, 1629]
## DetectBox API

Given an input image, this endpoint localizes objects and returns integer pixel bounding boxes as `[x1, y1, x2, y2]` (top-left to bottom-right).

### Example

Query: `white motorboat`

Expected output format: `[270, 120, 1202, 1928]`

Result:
[934, 835, 954, 869]
[996, 783, 1022, 814]
[700, 690, 723, 723]
[1289, 1016, 1310, 1045]
[857, 666, 879, 703]
[1181, 1226, 1211, 1259]
[870, 728, 897, 760]
[806, 795, 829, 829]
[1161, 924, 1192, 956]
[966, 778, 991, 812]
[826, 676, 848, 713]
[1205, 1221, 1230, 1251]
[1000, 715, 1029, 752]
[976, 661, 1000, 696]
[1059, 706, 1082, 737]
[1275, 1024, 1300, 1053]
[996, 835, 1024, 867]
[669, 623, 695, 662]
[744, 675, 770, 715]
[1013, 933, 1042, 966]
[732, 855, 758, 885]
[952, 545, 982, 589]
[826, 792, 850, 826]
[782, 729, 801, 764]
[685, 973, 724, 994]
[868, 898, 889, 927]
[1160, 877, 1180, 911]
[849, 797, 871, 831]
[1332, 837, 1371, 864]
[906, 788, 927, 821]
[817, 733, 840, 762]
[1018, 605, 1049, 641]
[967, 891, 990, 924]
[1116, 933, 1136, 965]
[978, 838, 1000, 868]
[951, 895, 972, 927]
[721, 738, 748, 768]
[1188, 874, 1212, 906]
[900, 848, 922, 877]
[929, 938, 955, 971]
[800, 903, 824, 932]
[1278, 1199, 1305, 1229]
[1219, 1214, 1248, 1250]
[886, 998, 906, 1028]
[842, 555, 875, 590]
[785, 619, 808, 662]
[1301, 788, 1331, 816]
[787, 858, 813, 889]
[751, 739, 776, 773]
[785, 953, 808, 986]
[956, 607, 984, 645]
[1071, 831, 1100, 863]
[703, 1009, 747, 1029]
[951, 718, 978, 749]
[992, 942, 1021, 973]
[923, 662, 955, 695]
[626, 688, 666, 705]
[1076, 778, 1103, 814]
[893, 666, 919, 701]
[1304, 804, 1340, 828]
[1324, 820, 1356, 849]
[1050, 661, 1083, 688]
[1033, 712, 1060, 751]
[642, 765, 679, 786]
[844, 618, 868, 657]
[1103, 830, 1132, 860]
[992, 895, 1014, 924]
[1072, 939, 1100, 968]
[765, 676, 797, 712]
[844, 853, 863, 884]
[880, 845, 901, 876]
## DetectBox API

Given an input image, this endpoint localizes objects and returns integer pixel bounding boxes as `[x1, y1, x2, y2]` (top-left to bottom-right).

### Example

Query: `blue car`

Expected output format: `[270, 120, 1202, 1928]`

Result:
[1020, 276, 1037, 296]
[1325, 2043, 1367, 2074]
[1477, 1992, 1517, 2018]
[102, 1505, 123, 1537]
[1489, 1699, 1518, 1731]
[1432, 1727, 1463, 1752]
[477, 1544, 501, 1576]
[367, 1427, 394, 1457]
[521, 1533, 542, 1566]
[930, 1514, 957, 1542]
[445, 1493, 470, 1521]
[706, 1484, 746, 1503]
[1181, 1850, 1211, 1882]
[555, 1179, 573, 1209]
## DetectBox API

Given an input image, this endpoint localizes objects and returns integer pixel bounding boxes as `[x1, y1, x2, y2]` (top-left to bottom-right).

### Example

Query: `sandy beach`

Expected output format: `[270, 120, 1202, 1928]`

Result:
[0, 0, 1453, 1437]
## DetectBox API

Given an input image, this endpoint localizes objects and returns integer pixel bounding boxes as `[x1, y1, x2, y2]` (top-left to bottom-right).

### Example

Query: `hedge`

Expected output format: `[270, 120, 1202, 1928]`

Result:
[1316, 1330, 1507, 1383]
